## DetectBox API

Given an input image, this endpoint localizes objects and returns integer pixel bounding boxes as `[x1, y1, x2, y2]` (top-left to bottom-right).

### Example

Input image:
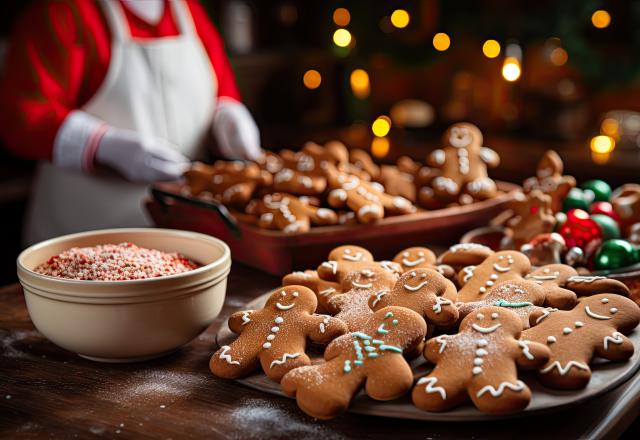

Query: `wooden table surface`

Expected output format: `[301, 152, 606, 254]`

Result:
[1, 264, 640, 440]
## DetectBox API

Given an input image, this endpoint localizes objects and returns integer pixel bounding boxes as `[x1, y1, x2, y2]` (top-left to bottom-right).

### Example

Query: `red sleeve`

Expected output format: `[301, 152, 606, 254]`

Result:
[0, 0, 110, 161]
[186, 0, 241, 102]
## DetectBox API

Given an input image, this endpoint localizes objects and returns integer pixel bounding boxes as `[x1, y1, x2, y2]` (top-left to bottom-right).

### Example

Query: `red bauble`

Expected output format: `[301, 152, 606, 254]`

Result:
[558, 209, 602, 250]
[590, 201, 621, 222]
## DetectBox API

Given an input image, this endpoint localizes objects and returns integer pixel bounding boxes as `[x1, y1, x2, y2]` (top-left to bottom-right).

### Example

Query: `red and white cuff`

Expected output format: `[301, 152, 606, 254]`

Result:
[52, 110, 108, 173]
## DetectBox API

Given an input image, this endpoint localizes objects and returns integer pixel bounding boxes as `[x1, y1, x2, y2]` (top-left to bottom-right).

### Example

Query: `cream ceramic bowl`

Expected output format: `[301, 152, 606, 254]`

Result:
[17, 228, 230, 363]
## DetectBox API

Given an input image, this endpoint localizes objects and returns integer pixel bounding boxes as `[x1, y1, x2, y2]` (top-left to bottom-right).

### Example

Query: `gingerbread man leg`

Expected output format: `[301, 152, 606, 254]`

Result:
[259, 349, 311, 382]
[537, 357, 592, 389]
[210, 342, 262, 379]
[412, 369, 468, 412]
[468, 371, 532, 414]
[364, 356, 414, 401]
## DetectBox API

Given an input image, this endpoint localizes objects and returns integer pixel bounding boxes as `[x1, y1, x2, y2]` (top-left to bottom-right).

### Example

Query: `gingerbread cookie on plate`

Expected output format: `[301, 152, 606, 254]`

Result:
[246, 193, 338, 234]
[282, 270, 342, 314]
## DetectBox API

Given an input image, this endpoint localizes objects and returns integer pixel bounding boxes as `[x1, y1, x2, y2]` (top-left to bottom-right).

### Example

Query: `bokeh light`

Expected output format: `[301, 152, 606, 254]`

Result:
[332, 8, 350, 27]
[302, 70, 322, 89]
[482, 40, 501, 58]
[333, 28, 352, 47]
[390, 9, 410, 29]
[591, 10, 611, 29]
[350, 69, 370, 99]
[372, 116, 391, 137]
[433, 33, 451, 51]
[550, 47, 568, 66]
[371, 137, 390, 158]
[590, 135, 615, 154]
[502, 57, 521, 81]
[601, 118, 620, 138]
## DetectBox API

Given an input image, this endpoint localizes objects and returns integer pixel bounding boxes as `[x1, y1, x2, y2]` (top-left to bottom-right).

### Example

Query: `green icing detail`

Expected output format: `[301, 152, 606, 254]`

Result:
[368, 352, 379, 358]
[352, 331, 372, 340]
[377, 324, 389, 335]
[354, 360, 363, 366]
[372, 339, 384, 345]
[494, 299, 533, 308]
[343, 360, 352, 373]
[363, 340, 371, 346]
[379, 345, 403, 353]
[384, 311, 394, 319]
[392, 319, 399, 325]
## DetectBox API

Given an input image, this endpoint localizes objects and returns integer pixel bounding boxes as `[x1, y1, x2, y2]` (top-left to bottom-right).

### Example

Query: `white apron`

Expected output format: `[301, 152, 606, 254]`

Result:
[25, 0, 216, 244]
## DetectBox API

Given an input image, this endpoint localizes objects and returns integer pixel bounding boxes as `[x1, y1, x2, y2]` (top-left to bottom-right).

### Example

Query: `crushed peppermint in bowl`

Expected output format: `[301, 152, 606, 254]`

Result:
[17, 228, 230, 362]
[34, 242, 201, 281]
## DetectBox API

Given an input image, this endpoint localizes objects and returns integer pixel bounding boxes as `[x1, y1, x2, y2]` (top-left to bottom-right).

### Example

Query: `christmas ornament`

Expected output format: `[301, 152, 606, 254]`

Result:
[565, 246, 585, 266]
[558, 209, 602, 249]
[591, 214, 621, 240]
[581, 179, 612, 202]
[520, 232, 566, 266]
[562, 188, 593, 212]
[554, 211, 567, 231]
[593, 239, 638, 271]
[590, 201, 620, 222]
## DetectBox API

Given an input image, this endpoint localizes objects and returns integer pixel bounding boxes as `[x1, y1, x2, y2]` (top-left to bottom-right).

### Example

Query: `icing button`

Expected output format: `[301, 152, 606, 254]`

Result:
[547, 336, 557, 344]
[563, 327, 572, 335]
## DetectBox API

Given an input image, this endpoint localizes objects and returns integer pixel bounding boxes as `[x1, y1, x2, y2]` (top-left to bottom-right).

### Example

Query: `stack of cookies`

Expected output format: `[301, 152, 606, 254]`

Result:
[209, 244, 640, 419]
[183, 122, 503, 233]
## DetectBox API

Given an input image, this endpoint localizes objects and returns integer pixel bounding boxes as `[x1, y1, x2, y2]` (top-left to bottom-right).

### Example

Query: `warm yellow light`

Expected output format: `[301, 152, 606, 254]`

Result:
[302, 69, 322, 89]
[501, 57, 521, 82]
[550, 47, 568, 66]
[372, 116, 391, 137]
[591, 10, 611, 29]
[333, 8, 350, 27]
[592, 151, 611, 165]
[371, 137, 390, 158]
[432, 33, 451, 51]
[350, 69, 370, 99]
[333, 28, 352, 48]
[390, 9, 410, 29]
[601, 118, 619, 137]
[482, 40, 501, 58]
[590, 135, 615, 154]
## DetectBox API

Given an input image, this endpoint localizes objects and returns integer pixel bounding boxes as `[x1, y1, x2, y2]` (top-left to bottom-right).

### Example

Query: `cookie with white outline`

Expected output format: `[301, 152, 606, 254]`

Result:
[210, 286, 348, 382]
[522, 294, 640, 389]
[412, 306, 550, 414]
[317, 245, 401, 284]
[246, 193, 338, 234]
[282, 270, 342, 314]
[438, 243, 495, 271]
[281, 306, 427, 420]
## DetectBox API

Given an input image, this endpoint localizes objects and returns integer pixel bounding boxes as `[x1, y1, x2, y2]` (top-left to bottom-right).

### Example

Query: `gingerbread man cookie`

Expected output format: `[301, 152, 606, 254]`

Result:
[316, 245, 401, 284]
[327, 266, 399, 331]
[184, 161, 272, 207]
[210, 286, 348, 382]
[245, 193, 338, 234]
[282, 270, 342, 314]
[522, 294, 640, 389]
[457, 251, 531, 303]
[349, 149, 381, 180]
[325, 166, 416, 224]
[369, 268, 459, 328]
[438, 243, 495, 272]
[501, 190, 556, 248]
[393, 246, 456, 279]
[412, 306, 550, 414]
[522, 150, 576, 213]
[281, 306, 427, 419]
[457, 280, 549, 329]
[426, 122, 500, 203]
[563, 274, 630, 297]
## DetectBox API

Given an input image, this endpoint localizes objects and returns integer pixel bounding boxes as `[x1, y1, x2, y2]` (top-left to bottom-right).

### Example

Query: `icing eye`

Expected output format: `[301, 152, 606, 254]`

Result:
[498, 256, 504, 260]
[477, 313, 484, 320]
[490, 274, 498, 280]
[601, 298, 609, 304]
[403, 252, 409, 257]
[293, 291, 299, 297]
[543, 268, 550, 273]
[281, 291, 286, 296]
[421, 273, 427, 279]
[344, 249, 352, 254]
[553, 272, 560, 276]
[491, 313, 498, 319]
[418, 252, 424, 257]
[410, 271, 416, 277]
[610, 308, 618, 314]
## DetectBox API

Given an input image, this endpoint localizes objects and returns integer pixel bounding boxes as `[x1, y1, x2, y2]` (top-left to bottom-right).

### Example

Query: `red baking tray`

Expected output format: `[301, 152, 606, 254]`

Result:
[145, 181, 519, 276]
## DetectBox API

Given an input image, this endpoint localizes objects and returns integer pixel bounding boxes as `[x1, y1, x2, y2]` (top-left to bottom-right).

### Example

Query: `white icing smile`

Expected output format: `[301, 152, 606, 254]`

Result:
[493, 263, 512, 272]
[472, 323, 502, 334]
[276, 302, 295, 310]
[402, 257, 425, 267]
[352, 281, 373, 289]
[343, 252, 364, 262]
[585, 306, 611, 320]
[403, 281, 428, 292]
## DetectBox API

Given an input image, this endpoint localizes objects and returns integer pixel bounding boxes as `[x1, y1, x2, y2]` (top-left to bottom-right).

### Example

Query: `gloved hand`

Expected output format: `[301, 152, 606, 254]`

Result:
[53, 110, 189, 183]
[96, 127, 189, 183]
[212, 98, 261, 161]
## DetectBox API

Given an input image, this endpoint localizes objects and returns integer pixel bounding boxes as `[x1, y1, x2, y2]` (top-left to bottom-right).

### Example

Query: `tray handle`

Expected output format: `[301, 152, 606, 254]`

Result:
[150, 186, 241, 238]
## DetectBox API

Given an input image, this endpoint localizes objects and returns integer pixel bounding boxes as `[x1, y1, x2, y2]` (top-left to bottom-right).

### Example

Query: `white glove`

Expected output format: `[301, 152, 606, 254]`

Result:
[212, 98, 261, 161]
[53, 110, 189, 183]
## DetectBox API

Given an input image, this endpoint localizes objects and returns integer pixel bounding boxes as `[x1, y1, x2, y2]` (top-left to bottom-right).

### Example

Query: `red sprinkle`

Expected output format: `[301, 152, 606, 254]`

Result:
[34, 242, 200, 281]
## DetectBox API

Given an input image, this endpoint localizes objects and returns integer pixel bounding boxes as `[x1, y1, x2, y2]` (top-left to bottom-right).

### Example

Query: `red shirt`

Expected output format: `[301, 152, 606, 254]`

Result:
[0, 0, 240, 161]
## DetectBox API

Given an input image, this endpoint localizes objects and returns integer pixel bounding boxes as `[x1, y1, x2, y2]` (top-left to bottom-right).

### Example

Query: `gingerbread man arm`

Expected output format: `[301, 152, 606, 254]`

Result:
[228, 310, 256, 334]
[543, 287, 577, 309]
[515, 339, 551, 369]
[368, 289, 391, 310]
[479, 147, 500, 168]
[423, 335, 448, 364]
[594, 331, 635, 362]
[308, 205, 339, 226]
[364, 356, 414, 401]
[427, 149, 446, 169]
[305, 314, 348, 344]
[317, 260, 340, 282]
[423, 280, 459, 326]
[528, 308, 556, 328]
[323, 334, 353, 361]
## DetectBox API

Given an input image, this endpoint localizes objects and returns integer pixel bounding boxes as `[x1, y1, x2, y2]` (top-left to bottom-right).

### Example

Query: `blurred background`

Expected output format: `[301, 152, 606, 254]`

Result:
[1, 0, 640, 283]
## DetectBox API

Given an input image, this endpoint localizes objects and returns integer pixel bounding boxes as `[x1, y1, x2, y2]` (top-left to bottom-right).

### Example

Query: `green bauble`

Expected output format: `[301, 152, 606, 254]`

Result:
[594, 239, 637, 271]
[563, 188, 590, 212]
[591, 214, 621, 240]
[581, 180, 612, 202]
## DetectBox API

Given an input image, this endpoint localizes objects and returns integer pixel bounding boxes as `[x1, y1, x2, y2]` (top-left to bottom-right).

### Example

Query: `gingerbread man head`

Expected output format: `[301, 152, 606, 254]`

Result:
[444, 122, 483, 152]
[393, 247, 437, 271]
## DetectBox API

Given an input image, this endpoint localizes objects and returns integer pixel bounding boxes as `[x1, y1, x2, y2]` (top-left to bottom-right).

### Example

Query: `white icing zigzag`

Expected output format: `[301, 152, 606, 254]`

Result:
[476, 380, 525, 398]
[322, 261, 338, 275]
[535, 308, 558, 324]
[462, 266, 476, 283]
[540, 361, 589, 376]
[518, 340, 534, 360]
[269, 352, 301, 369]
[219, 346, 240, 365]
[371, 290, 388, 308]
[417, 376, 447, 400]
[603, 332, 624, 350]
[567, 275, 605, 283]
[435, 335, 448, 354]
[241, 311, 252, 325]
[433, 297, 453, 314]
